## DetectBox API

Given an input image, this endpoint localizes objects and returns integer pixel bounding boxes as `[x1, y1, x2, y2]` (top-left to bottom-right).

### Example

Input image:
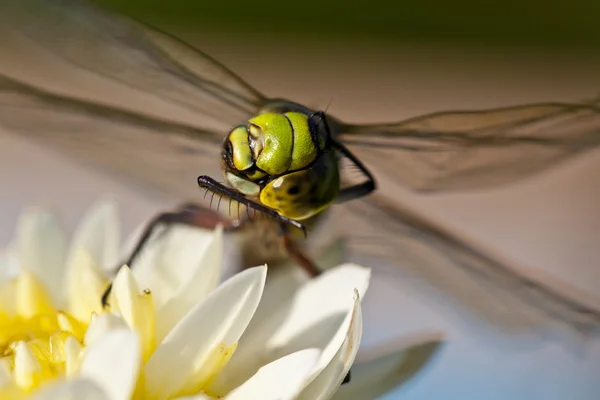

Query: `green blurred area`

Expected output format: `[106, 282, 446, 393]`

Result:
[96, 0, 600, 48]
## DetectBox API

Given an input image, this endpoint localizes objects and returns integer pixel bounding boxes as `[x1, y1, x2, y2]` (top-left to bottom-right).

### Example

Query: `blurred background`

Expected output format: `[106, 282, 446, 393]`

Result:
[1, 0, 600, 399]
[100, 0, 600, 48]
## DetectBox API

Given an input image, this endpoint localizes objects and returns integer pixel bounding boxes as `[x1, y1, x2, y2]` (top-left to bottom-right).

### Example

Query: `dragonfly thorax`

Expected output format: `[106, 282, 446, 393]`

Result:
[222, 111, 340, 221]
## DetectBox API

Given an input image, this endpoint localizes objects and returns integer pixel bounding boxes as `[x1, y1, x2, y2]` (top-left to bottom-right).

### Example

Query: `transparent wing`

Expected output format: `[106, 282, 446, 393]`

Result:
[0, 0, 265, 132]
[0, 75, 223, 201]
[339, 100, 600, 192]
[334, 194, 600, 331]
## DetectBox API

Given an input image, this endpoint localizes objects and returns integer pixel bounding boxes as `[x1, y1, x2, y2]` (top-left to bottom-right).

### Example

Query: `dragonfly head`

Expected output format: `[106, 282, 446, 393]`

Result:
[221, 111, 340, 220]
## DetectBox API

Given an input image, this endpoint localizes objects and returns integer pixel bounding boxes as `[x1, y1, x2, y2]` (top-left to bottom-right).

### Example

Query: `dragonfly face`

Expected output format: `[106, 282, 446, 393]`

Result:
[221, 109, 340, 221]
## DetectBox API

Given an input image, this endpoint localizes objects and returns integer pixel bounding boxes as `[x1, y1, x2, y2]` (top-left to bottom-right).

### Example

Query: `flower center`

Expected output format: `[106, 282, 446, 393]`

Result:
[0, 313, 58, 355]
[0, 272, 86, 394]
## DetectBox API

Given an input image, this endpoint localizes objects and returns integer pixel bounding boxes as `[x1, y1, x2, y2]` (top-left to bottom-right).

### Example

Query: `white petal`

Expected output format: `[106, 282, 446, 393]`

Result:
[66, 197, 120, 273]
[84, 313, 129, 347]
[109, 266, 155, 361]
[211, 264, 370, 393]
[248, 264, 308, 330]
[243, 238, 349, 327]
[225, 349, 321, 400]
[330, 334, 444, 400]
[129, 224, 222, 311]
[108, 266, 141, 317]
[155, 225, 223, 341]
[13, 341, 41, 391]
[234, 237, 349, 316]
[65, 249, 108, 322]
[16, 207, 67, 301]
[145, 265, 267, 399]
[80, 330, 141, 400]
[64, 336, 83, 377]
[0, 245, 19, 281]
[30, 378, 109, 400]
[297, 294, 363, 400]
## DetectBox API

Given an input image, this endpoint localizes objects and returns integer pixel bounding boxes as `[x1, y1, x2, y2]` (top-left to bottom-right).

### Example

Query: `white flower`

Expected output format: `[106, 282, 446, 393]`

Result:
[0, 198, 119, 396]
[0, 198, 371, 399]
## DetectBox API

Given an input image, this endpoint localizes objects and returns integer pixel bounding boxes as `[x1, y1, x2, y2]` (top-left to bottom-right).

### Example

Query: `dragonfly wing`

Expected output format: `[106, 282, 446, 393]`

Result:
[0, 75, 224, 201]
[339, 99, 600, 193]
[0, 0, 265, 132]
[334, 193, 600, 331]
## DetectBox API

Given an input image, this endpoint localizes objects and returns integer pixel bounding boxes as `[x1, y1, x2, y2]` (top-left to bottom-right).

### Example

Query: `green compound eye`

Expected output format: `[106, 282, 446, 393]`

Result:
[248, 112, 320, 176]
[285, 112, 318, 171]
[228, 126, 253, 171]
[249, 113, 293, 175]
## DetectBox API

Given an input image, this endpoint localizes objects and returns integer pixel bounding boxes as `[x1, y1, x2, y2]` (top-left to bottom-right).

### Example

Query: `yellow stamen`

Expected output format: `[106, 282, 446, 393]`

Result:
[0, 273, 86, 393]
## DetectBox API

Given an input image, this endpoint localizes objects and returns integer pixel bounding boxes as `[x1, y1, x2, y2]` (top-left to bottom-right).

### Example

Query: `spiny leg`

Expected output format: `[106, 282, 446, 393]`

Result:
[101, 203, 242, 307]
[198, 176, 308, 236]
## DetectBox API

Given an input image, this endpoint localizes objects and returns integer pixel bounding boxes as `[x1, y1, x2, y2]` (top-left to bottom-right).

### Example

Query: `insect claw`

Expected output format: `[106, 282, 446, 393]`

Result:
[288, 219, 308, 238]
[301, 226, 308, 238]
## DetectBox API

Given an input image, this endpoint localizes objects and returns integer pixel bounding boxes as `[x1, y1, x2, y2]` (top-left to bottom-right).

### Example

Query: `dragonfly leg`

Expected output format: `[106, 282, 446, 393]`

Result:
[282, 231, 321, 277]
[332, 139, 377, 203]
[102, 203, 242, 307]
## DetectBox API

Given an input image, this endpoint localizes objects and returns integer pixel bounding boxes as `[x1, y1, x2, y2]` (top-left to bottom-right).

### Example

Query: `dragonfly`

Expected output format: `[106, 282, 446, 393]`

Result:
[1, 0, 600, 332]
